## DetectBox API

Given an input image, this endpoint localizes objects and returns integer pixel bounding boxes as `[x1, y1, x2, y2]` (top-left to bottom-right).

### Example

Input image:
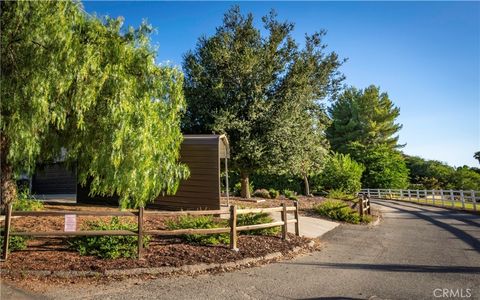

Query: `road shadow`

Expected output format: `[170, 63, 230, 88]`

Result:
[282, 262, 480, 274]
[374, 201, 480, 253]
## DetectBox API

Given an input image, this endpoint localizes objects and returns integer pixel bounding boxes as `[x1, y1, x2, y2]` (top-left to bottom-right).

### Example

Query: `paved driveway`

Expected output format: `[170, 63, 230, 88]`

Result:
[3, 199, 480, 299]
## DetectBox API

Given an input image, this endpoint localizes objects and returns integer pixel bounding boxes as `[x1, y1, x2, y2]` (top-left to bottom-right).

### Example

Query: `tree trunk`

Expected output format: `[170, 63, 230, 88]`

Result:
[240, 171, 250, 199]
[0, 134, 16, 208]
[303, 174, 311, 197]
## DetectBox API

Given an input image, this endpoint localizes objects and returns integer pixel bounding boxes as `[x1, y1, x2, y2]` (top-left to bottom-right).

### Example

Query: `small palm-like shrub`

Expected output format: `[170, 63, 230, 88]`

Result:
[315, 200, 361, 224]
[283, 190, 298, 200]
[268, 188, 279, 199]
[70, 217, 149, 259]
[166, 215, 229, 245]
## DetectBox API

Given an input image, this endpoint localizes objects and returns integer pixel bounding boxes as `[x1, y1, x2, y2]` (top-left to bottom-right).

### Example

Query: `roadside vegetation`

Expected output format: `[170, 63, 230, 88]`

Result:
[315, 200, 371, 224]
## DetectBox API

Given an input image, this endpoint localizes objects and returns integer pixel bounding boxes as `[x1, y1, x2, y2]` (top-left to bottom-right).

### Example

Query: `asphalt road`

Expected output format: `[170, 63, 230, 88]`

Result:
[4, 199, 480, 299]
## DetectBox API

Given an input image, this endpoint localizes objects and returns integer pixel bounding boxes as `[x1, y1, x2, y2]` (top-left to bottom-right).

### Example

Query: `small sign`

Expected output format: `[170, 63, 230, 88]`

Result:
[64, 214, 77, 232]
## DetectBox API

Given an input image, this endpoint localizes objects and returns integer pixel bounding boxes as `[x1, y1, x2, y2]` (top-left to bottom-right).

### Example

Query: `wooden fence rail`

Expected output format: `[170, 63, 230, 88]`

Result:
[1, 202, 300, 261]
[361, 188, 479, 212]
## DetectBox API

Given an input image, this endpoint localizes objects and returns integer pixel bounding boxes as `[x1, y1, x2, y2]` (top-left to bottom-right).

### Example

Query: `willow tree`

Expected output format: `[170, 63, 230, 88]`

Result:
[183, 7, 342, 197]
[1, 1, 188, 208]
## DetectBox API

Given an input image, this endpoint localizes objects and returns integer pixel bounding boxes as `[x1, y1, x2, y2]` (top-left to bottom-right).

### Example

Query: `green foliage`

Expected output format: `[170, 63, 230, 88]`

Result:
[315, 153, 364, 194]
[183, 6, 342, 197]
[474, 151, 480, 164]
[348, 143, 409, 189]
[253, 189, 271, 199]
[327, 85, 403, 153]
[326, 85, 408, 190]
[268, 188, 280, 199]
[70, 217, 148, 259]
[315, 200, 361, 224]
[0, 229, 28, 255]
[165, 216, 229, 246]
[12, 189, 44, 211]
[250, 173, 302, 195]
[1, 1, 189, 207]
[237, 213, 280, 235]
[283, 190, 298, 200]
[405, 155, 480, 190]
[327, 189, 357, 201]
[451, 166, 480, 190]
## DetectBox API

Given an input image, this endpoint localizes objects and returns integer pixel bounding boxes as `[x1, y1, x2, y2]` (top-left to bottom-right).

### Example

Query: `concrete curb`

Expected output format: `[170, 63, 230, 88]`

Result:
[1, 241, 316, 278]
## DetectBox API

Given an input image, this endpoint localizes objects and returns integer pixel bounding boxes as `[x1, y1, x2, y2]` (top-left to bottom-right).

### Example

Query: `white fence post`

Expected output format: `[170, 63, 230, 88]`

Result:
[472, 191, 477, 212]
[460, 191, 465, 209]
[450, 190, 455, 208]
[367, 189, 371, 198]
[432, 190, 435, 206]
[424, 189, 427, 204]
[408, 190, 411, 202]
[440, 190, 444, 207]
[416, 190, 420, 203]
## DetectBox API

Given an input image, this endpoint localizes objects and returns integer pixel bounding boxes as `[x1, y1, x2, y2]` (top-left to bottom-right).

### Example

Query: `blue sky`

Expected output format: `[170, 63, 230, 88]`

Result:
[83, 1, 480, 167]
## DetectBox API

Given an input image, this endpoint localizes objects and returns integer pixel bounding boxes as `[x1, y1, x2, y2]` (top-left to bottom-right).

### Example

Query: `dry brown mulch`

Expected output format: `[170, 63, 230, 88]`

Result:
[0, 234, 311, 273]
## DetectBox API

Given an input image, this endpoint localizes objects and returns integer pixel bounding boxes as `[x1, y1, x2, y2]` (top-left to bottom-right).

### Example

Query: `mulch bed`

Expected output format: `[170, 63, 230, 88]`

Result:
[1, 203, 314, 274]
[0, 234, 311, 273]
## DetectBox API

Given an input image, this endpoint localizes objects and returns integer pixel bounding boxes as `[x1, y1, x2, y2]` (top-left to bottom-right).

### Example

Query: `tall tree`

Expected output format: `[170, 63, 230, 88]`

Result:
[1, 1, 188, 207]
[326, 85, 403, 153]
[183, 7, 343, 197]
[474, 151, 480, 164]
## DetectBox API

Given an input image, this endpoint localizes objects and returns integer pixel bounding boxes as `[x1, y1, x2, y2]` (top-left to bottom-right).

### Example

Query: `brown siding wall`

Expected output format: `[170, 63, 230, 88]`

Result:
[149, 142, 220, 210]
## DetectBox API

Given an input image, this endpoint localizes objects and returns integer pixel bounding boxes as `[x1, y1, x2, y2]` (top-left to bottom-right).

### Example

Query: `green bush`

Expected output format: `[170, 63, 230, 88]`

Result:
[227, 172, 303, 195]
[328, 189, 356, 201]
[0, 229, 28, 255]
[315, 200, 361, 224]
[166, 215, 229, 245]
[283, 189, 298, 200]
[13, 189, 44, 211]
[268, 188, 279, 199]
[253, 189, 270, 199]
[70, 217, 148, 259]
[314, 153, 364, 195]
[237, 212, 280, 236]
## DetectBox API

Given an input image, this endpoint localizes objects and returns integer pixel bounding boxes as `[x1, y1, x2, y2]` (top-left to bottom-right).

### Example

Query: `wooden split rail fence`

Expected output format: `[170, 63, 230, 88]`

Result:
[1, 202, 300, 261]
[357, 193, 371, 216]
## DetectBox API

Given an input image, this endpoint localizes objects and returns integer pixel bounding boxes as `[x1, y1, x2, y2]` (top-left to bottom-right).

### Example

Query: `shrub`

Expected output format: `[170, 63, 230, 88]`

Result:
[0, 229, 28, 255]
[268, 188, 279, 199]
[253, 189, 270, 199]
[237, 212, 280, 236]
[314, 153, 364, 195]
[283, 190, 298, 200]
[315, 200, 361, 224]
[12, 188, 44, 211]
[166, 215, 229, 245]
[70, 217, 148, 259]
[328, 189, 356, 201]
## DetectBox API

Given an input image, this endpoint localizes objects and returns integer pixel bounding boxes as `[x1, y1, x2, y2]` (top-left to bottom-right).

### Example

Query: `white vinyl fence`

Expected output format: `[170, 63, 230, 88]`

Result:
[360, 188, 479, 212]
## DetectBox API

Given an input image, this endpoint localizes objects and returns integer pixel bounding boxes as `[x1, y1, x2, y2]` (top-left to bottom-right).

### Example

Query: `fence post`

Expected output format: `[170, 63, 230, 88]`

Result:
[416, 190, 420, 203]
[388, 189, 392, 199]
[432, 190, 436, 206]
[229, 205, 238, 251]
[367, 189, 371, 198]
[294, 201, 300, 236]
[281, 203, 287, 240]
[137, 206, 144, 259]
[424, 189, 427, 204]
[408, 190, 411, 202]
[440, 190, 444, 207]
[400, 189, 403, 200]
[2, 203, 13, 261]
[472, 191, 477, 212]
[367, 196, 371, 215]
[460, 191, 465, 209]
[450, 190, 455, 208]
